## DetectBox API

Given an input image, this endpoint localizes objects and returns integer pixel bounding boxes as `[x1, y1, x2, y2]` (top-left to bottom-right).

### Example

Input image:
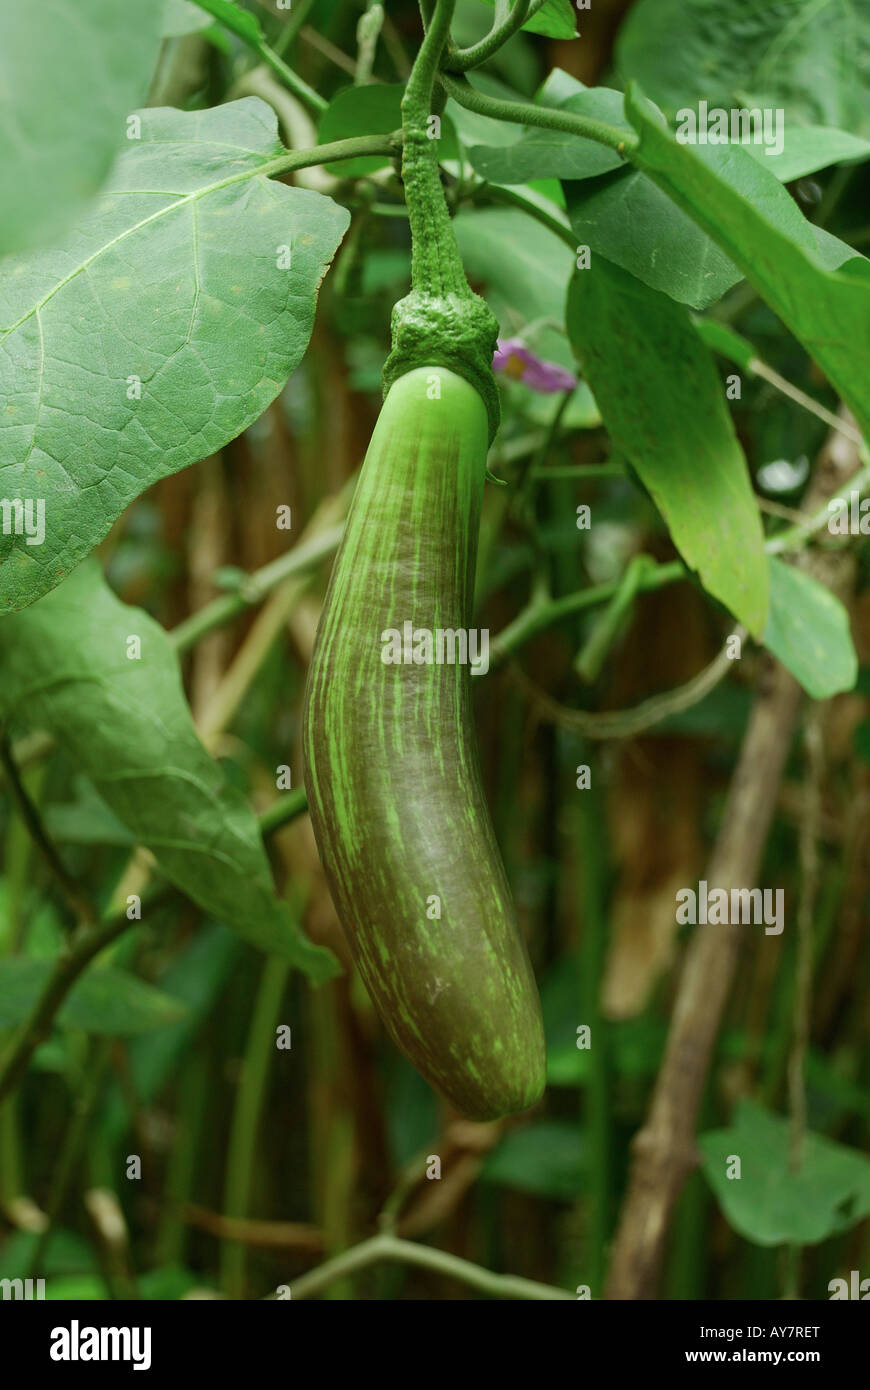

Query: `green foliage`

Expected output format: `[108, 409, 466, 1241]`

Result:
[699, 1100, 870, 1246]
[0, 561, 336, 978]
[0, 99, 349, 612]
[0, 959, 186, 1034]
[468, 86, 629, 183]
[483, 1121, 584, 1199]
[318, 84, 407, 173]
[764, 560, 858, 698]
[477, 0, 577, 40]
[0, 0, 164, 255]
[626, 85, 870, 441]
[454, 206, 576, 370]
[0, 0, 868, 1308]
[617, 0, 870, 135]
[566, 259, 769, 635]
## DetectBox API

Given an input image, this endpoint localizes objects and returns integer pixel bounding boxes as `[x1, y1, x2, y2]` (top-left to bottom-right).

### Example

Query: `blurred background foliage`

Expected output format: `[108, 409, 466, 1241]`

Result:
[0, 0, 869, 1300]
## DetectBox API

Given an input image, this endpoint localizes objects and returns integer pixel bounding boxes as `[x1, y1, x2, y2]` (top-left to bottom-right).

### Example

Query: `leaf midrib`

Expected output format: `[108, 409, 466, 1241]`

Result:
[0, 148, 295, 343]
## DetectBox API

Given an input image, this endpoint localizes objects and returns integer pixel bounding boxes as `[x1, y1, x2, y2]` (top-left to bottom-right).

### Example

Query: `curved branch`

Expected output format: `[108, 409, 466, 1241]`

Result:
[445, 0, 533, 72]
[439, 71, 635, 156]
[278, 1230, 574, 1300]
[511, 629, 744, 740]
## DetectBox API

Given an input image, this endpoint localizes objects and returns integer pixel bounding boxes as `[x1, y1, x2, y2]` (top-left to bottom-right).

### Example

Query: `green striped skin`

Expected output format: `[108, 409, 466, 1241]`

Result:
[303, 367, 545, 1121]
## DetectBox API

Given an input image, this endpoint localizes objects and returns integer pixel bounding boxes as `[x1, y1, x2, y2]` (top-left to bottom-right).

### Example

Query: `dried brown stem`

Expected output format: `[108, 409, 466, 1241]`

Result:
[605, 417, 860, 1299]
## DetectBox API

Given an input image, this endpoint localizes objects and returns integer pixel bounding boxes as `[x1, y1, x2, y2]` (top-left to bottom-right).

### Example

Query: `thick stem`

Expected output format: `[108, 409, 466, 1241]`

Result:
[384, 0, 501, 435]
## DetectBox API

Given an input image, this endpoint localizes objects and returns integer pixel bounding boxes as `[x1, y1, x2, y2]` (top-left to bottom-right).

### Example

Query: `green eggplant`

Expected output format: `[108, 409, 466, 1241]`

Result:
[303, 366, 546, 1121]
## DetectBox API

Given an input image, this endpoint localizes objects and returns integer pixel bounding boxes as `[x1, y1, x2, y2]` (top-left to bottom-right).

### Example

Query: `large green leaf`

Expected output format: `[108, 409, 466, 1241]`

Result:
[617, 0, 870, 136]
[764, 558, 858, 697]
[565, 123, 869, 311]
[699, 1100, 870, 1246]
[625, 85, 870, 440]
[0, 99, 349, 613]
[0, 0, 165, 255]
[0, 959, 185, 1035]
[566, 167, 741, 310]
[566, 260, 768, 635]
[0, 561, 337, 981]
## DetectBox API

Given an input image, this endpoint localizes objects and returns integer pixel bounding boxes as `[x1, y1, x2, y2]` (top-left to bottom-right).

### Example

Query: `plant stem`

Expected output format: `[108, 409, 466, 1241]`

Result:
[401, 0, 467, 298]
[575, 752, 611, 1296]
[515, 628, 742, 740]
[574, 555, 651, 684]
[446, 0, 531, 71]
[170, 523, 345, 653]
[439, 71, 635, 156]
[478, 181, 578, 251]
[490, 560, 686, 666]
[0, 912, 135, 1107]
[788, 712, 823, 1174]
[262, 132, 403, 181]
[258, 787, 309, 837]
[766, 455, 870, 553]
[221, 955, 291, 1298]
[279, 1230, 575, 1299]
[0, 802, 306, 1109]
[274, 0, 317, 57]
[0, 733, 97, 929]
[193, 0, 327, 114]
[355, 1, 384, 84]
[26, 1039, 113, 1278]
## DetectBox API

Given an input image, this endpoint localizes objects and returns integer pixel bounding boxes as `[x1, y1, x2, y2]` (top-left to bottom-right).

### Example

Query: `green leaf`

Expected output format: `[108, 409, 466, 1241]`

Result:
[566, 259, 768, 635]
[743, 125, 870, 182]
[44, 781, 137, 848]
[163, 0, 213, 36]
[478, 0, 578, 39]
[0, 561, 338, 980]
[694, 319, 757, 372]
[318, 84, 406, 174]
[100, 924, 241, 1143]
[763, 558, 858, 698]
[617, 0, 870, 137]
[625, 84, 870, 441]
[564, 123, 868, 311]
[0, 0, 165, 255]
[482, 1121, 584, 1199]
[0, 959, 186, 1035]
[566, 166, 741, 310]
[468, 87, 630, 184]
[698, 1099, 870, 1246]
[0, 99, 349, 613]
[453, 207, 576, 370]
[190, 0, 262, 45]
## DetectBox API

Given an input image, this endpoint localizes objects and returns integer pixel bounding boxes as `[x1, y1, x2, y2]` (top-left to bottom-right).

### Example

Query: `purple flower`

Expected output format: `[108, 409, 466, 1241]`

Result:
[492, 338, 577, 394]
